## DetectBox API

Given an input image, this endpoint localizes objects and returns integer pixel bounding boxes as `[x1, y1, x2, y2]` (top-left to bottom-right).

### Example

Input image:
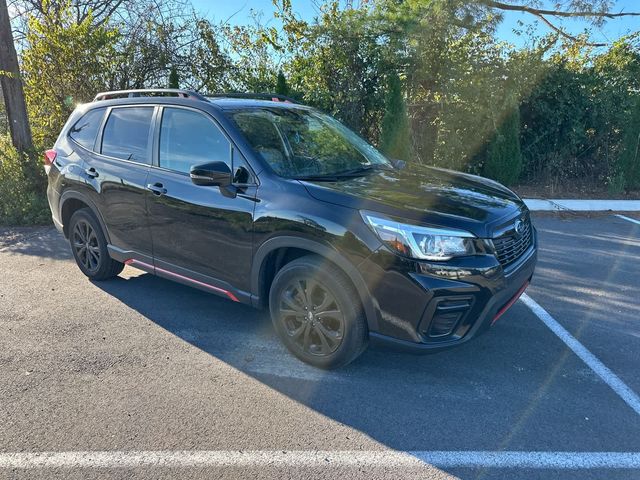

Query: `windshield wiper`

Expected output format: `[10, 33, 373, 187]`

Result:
[333, 165, 377, 177]
[292, 174, 342, 182]
[293, 164, 390, 182]
[333, 164, 393, 177]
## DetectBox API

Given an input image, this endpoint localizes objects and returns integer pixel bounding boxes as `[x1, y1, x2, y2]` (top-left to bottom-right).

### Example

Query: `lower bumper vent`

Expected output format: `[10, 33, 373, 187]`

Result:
[426, 298, 472, 338]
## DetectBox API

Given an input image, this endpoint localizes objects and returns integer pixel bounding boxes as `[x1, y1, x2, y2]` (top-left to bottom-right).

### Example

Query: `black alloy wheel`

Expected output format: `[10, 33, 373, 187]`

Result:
[269, 255, 368, 369]
[68, 208, 124, 280]
[278, 277, 345, 356]
[72, 219, 101, 273]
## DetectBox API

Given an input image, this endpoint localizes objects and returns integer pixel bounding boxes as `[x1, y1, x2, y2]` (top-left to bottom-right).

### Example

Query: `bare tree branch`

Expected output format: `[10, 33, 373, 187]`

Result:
[479, 0, 640, 20]
[533, 13, 606, 47]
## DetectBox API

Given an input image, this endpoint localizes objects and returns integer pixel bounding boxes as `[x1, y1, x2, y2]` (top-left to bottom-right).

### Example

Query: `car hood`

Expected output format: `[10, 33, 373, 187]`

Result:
[299, 165, 526, 238]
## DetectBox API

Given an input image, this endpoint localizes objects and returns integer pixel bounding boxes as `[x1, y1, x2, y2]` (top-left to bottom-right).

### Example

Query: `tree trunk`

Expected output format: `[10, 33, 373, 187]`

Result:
[0, 0, 33, 151]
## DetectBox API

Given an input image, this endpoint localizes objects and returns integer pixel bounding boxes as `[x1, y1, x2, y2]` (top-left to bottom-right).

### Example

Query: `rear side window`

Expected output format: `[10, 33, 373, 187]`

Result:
[69, 108, 105, 150]
[101, 107, 154, 164]
[159, 108, 230, 174]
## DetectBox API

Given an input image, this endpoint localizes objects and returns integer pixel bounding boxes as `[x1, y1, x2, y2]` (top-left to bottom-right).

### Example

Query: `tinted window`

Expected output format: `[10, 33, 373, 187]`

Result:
[229, 108, 391, 178]
[159, 108, 230, 174]
[69, 108, 105, 150]
[232, 112, 288, 173]
[101, 107, 153, 164]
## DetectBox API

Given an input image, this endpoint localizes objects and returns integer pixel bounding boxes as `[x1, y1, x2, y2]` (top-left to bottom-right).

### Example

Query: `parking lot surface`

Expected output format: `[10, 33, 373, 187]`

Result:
[1, 213, 639, 479]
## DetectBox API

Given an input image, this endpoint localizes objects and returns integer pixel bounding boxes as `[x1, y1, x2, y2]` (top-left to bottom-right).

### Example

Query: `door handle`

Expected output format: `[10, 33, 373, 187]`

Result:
[146, 182, 167, 196]
[85, 167, 99, 178]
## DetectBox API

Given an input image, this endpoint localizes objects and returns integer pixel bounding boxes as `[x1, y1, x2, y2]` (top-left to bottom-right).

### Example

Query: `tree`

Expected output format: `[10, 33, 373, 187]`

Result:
[484, 103, 523, 185]
[22, 3, 119, 147]
[379, 73, 411, 161]
[618, 99, 640, 189]
[168, 66, 179, 88]
[476, 0, 640, 47]
[218, 14, 282, 93]
[275, 70, 289, 96]
[188, 19, 235, 92]
[0, 0, 33, 151]
[287, 3, 387, 139]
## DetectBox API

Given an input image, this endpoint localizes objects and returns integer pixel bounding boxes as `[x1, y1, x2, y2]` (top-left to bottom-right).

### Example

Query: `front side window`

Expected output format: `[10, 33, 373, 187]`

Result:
[69, 108, 105, 150]
[101, 107, 154, 164]
[228, 108, 392, 178]
[159, 108, 230, 174]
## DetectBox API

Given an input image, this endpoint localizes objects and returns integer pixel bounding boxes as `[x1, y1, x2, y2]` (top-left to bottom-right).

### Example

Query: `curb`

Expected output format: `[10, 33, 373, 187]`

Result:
[523, 199, 640, 212]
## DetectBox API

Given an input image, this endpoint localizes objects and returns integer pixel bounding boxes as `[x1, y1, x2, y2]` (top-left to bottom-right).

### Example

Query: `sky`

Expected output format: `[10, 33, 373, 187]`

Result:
[191, 0, 640, 47]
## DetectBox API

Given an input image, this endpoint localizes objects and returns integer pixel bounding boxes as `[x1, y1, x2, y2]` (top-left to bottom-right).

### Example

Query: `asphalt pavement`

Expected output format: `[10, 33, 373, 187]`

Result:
[0, 212, 639, 479]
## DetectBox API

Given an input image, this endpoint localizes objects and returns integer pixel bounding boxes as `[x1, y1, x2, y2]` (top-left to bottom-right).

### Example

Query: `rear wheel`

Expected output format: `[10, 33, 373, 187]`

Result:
[269, 256, 368, 369]
[69, 208, 124, 280]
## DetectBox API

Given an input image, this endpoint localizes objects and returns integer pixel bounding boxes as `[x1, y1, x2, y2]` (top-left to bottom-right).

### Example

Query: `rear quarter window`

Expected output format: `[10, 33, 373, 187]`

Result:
[101, 107, 154, 164]
[68, 108, 106, 151]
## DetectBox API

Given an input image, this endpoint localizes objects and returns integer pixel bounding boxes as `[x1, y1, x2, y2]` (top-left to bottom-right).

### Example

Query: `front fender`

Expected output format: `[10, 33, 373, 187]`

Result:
[251, 235, 381, 332]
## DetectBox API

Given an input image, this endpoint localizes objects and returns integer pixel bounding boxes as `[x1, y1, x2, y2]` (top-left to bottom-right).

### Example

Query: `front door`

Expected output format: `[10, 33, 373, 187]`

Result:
[146, 106, 257, 298]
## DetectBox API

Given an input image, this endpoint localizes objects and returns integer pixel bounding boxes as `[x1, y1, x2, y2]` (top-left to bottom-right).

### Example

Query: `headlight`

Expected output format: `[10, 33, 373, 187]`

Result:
[362, 212, 476, 261]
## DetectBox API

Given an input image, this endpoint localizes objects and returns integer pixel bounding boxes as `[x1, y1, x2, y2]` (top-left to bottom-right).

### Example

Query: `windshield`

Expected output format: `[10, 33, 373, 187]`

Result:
[228, 107, 392, 178]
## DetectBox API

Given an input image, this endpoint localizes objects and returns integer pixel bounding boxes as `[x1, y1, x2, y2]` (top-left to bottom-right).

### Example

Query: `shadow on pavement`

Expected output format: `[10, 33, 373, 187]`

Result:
[93, 269, 640, 456]
[0, 227, 72, 260]
[5, 222, 640, 474]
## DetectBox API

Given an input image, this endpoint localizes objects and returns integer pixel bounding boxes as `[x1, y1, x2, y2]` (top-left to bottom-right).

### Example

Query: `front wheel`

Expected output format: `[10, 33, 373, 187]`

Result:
[269, 256, 368, 369]
[68, 208, 124, 281]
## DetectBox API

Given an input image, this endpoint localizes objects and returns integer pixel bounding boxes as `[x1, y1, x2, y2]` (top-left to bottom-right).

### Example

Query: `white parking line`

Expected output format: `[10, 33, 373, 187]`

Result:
[615, 214, 640, 226]
[0, 450, 639, 470]
[520, 293, 640, 416]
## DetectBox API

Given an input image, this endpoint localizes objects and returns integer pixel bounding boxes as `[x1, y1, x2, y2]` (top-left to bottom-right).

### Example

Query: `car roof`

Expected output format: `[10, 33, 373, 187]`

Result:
[90, 89, 308, 111]
[207, 97, 310, 110]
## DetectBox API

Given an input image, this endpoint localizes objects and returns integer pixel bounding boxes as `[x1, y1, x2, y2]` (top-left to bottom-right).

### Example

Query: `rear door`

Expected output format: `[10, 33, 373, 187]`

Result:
[146, 106, 257, 296]
[82, 105, 155, 259]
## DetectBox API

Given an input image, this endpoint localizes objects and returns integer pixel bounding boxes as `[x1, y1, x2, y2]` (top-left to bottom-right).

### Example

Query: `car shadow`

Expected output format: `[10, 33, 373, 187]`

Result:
[6, 226, 640, 460]
[91, 269, 618, 457]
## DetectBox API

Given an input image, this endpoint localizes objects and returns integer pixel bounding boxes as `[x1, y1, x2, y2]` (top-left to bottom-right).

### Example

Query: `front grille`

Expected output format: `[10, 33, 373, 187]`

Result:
[493, 218, 533, 268]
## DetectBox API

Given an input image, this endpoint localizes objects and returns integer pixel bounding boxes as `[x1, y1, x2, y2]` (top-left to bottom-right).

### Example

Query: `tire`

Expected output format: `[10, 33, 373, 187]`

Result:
[269, 255, 368, 369]
[68, 208, 124, 281]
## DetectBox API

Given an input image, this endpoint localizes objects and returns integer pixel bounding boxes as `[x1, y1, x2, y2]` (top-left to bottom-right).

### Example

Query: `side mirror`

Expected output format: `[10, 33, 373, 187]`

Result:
[190, 161, 232, 187]
[391, 159, 406, 170]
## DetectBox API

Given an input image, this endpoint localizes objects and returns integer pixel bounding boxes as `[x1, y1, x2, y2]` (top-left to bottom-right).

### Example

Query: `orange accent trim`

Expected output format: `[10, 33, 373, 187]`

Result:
[492, 281, 529, 325]
[124, 258, 239, 302]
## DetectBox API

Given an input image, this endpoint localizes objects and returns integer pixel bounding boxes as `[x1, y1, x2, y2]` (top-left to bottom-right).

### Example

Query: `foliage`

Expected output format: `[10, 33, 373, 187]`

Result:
[516, 36, 640, 190]
[519, 59, 592, 184]
[275, 70, 289, 96]
[0, 134, 49, 225]
[2, 0, 640, 228]
[286, 2, 387, 140]
[379, 73, 411, 161]
[186, 19, 235, 92]
[484, 104, 523, 185]
[168, 66, 179, 88]
[618, 98, 640, 189]
[218, 14, 282, 93]
[0, 85, 6, 133]
[21, 1, 119, 148]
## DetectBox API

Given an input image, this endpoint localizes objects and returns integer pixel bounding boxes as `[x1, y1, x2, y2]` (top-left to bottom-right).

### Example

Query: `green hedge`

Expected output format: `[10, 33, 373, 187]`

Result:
[0, 135, 50, 226]
[484, 106, 523, 185]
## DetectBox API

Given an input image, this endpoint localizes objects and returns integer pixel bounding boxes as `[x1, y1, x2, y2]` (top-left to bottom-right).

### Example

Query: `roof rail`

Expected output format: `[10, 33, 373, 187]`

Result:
[207, 93, 301, 104]
[93, 89, 209, 102]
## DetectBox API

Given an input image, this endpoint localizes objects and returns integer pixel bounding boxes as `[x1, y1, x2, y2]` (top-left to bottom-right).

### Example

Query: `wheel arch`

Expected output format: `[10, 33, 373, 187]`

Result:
[251, 236, 380, 332]
[59, 190, 110, 242]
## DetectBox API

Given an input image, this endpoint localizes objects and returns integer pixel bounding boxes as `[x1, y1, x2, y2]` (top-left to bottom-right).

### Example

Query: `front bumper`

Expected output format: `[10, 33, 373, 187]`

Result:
[359, 232, 538, 353]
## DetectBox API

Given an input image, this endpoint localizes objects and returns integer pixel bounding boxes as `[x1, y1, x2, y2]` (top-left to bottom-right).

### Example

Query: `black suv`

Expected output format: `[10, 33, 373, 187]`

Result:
[45, 89, 537, 369]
